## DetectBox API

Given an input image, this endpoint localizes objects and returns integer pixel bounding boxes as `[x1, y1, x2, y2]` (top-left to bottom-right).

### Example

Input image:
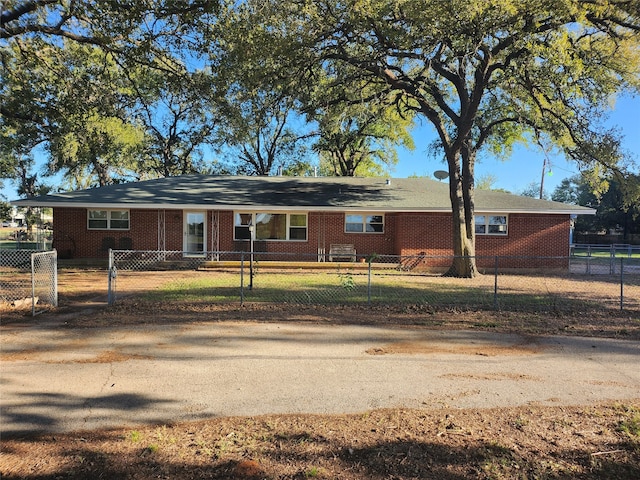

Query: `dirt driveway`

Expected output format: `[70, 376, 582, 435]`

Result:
[2, 318, 639, 437]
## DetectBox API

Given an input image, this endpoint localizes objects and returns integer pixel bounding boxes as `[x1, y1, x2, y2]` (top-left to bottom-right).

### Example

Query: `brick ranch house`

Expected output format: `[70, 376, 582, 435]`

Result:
[14, 175, 594, 268]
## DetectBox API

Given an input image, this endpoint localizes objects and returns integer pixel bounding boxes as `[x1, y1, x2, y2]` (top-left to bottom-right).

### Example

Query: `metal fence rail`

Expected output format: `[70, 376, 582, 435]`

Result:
[571, 243, 640, 258]
[107, 250, 640, 313]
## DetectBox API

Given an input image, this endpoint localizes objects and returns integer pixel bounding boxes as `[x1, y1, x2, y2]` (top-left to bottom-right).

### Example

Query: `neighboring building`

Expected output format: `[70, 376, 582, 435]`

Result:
[1, 206, 25, 227]
[13, 175, 594, 267]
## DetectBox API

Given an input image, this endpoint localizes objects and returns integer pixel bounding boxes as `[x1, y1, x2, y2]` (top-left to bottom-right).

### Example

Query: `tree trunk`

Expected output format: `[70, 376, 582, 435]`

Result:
[443, 151, 478, 278]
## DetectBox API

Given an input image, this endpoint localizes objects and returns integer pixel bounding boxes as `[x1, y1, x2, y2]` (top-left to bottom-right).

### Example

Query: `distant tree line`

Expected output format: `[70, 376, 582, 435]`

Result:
[553, 172, 640, 240]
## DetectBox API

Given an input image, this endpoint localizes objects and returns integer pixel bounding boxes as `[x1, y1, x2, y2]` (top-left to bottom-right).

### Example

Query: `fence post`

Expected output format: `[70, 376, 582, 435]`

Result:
[53, 249, 58, 308]
[240, 253, 245, 305]
[367, 259, 372, 305]
[493, 256, 499, 310]
[610, 245, 615, 274]
[30, 252, 36, 317]
[107, 248, 116, 305]
[620, 257, 624, 311]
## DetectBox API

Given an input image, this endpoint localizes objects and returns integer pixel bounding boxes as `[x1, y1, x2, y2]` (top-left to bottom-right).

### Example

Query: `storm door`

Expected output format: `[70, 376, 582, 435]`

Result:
[183, 211, 206, 257]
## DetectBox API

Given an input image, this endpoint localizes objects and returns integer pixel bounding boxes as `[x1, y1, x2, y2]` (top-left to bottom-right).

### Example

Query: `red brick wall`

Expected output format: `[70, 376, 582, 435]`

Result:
[481, 214, 571, 257]
[393, 212, 454, 268]
[53, 208, 178, 258]
[313, 212, 395, 258]
[476, 214, 571, 268]
[53, 207, 572, 265]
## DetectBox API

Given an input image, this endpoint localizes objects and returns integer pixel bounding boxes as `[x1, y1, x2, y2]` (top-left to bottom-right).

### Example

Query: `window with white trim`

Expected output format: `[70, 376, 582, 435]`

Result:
[475, 215, 508, 235]
[88, 210, 130, 230]
[345, 213, 384, 233]
[234, 212, 307, 241]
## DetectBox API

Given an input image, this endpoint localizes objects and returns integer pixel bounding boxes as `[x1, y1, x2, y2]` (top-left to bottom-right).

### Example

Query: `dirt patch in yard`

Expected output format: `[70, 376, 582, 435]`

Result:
[1, 403, 639, 479]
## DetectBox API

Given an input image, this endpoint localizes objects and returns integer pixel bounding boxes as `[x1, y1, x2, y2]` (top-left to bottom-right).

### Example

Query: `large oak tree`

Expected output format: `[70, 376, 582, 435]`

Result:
[246, 0, 640, 276]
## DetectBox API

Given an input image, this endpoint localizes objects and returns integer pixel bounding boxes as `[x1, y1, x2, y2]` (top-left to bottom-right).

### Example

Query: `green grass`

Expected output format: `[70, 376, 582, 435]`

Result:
[138, 271, 607, 312]
[617, 408, 640, 438]
[144, 277, 242, 302]
[0, 241, 42, 249]
[571, 247, 640, 259]
[142, 272, 493, 306]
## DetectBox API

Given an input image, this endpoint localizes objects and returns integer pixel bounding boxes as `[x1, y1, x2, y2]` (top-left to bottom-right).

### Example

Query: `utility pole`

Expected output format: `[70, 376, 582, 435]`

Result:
[539, 157, 547, 200]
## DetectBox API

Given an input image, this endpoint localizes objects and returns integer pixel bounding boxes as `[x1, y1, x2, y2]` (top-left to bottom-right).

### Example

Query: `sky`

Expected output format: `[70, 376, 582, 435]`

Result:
[2, 94, 639, 202]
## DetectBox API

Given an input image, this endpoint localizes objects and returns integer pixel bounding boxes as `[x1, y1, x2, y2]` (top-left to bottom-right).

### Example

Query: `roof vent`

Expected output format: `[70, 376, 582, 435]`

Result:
[386, 179, 391, 185]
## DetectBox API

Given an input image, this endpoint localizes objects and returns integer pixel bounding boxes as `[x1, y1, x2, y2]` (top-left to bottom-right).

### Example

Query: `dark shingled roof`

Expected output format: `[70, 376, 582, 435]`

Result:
[13, 175, 594, 214]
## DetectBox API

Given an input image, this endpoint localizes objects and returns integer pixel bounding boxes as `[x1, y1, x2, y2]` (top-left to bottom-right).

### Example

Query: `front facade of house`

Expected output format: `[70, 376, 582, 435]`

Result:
[14, 176, 594, 268]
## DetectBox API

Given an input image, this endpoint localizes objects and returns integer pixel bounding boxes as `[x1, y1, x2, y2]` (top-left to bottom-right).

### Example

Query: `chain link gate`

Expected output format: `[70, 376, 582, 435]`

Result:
[1, 249, 58, 315]
[30, 250, 58, 315]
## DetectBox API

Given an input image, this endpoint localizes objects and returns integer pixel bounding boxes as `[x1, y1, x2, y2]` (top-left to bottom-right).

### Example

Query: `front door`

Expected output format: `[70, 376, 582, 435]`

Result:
[184, 211, 206, 256]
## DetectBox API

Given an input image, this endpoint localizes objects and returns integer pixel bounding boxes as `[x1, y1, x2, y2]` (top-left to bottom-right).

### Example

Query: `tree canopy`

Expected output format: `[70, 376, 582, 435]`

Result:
[242, 0, 640, 275]
[2, 0, 639, 276]
[553, 170, 640, 237]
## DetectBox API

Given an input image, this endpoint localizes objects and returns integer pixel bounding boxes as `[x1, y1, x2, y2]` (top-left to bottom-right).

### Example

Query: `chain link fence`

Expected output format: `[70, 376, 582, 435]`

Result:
[569, 244, 640, 275]
[107, 250, 640, 313]
[1, 249, 58, 315]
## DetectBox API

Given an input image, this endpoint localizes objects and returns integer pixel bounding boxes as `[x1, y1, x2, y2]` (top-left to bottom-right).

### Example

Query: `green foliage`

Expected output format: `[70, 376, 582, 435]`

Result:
[215, 91, 310, 176]
[520, 181, 551, 200]
[0, 200, 12, 220]
[1, 1, 220, 192]
[3, 0, 639, 278]
[1, 39, 147, 189]
[128, 67, 217, 178]
[312, 99, 415, 177]
[338, 270, 356, 290]
[241, 0, 640, 275]
[207, 4, 314, 176]
[476, 174, 511, 193]
[145, 444, 159, 454]
[552, 171, 640, 236]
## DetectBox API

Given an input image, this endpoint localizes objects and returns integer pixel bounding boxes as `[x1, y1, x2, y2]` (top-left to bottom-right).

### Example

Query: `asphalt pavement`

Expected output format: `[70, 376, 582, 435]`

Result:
[1, 321, 639, 437]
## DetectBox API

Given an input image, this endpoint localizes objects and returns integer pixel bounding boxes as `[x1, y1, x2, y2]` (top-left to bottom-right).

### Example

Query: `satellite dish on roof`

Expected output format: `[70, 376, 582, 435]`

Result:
[433, 170, 449, 181]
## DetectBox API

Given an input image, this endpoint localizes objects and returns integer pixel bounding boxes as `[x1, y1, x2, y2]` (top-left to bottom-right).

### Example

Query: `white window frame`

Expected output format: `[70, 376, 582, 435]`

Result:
[475, 214, 508, 236]
[233, 212, 308, 241]
[183, 210, 207, 257]
[345, 213, 384, 234]
[87, 209, 130, 230]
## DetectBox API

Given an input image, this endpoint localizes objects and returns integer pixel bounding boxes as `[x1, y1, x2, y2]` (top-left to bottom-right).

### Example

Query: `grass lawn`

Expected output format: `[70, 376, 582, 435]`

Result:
[0, 241, 42, 250]
[135, 270, 631, 313]
[571, 246, 640, 258]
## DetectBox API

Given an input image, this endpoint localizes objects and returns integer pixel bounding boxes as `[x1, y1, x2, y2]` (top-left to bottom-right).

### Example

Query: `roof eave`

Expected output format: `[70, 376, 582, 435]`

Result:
[12, 199, 595, 215]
